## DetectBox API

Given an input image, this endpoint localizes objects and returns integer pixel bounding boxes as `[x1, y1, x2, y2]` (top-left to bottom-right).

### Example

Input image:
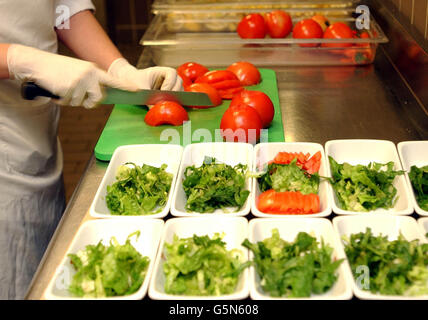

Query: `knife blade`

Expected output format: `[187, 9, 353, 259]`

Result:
[21, 82, 214, 106]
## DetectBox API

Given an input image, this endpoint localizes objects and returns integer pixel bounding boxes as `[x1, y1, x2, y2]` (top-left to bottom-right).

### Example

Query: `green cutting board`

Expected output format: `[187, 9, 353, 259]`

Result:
[95, 68, 284, 161]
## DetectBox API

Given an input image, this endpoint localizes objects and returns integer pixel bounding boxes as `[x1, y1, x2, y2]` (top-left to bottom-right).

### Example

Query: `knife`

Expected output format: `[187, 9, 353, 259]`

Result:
[21, 81, 214, 107]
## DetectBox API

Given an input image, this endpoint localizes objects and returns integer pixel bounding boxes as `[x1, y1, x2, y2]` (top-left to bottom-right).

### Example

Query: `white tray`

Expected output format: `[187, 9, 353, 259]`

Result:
[251, 142, 332, 217]
[171, 142, 253, 216]
[90, 144, 183, 219]
[45, 219, 164, 300]
[248, 218, 353, 300]
[397, 141, 428, 216]
[148, 216, 249, 300]
[333, 215, 427, 300]
[325, 139, 413, 215]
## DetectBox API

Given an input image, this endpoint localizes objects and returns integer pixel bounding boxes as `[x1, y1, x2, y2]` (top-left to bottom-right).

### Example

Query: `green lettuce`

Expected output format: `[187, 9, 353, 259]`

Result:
[68, 231, 150, 298]
[242, 229, 343, 298]
[408, 165, 428, 211]
[163, 233, 250, 296]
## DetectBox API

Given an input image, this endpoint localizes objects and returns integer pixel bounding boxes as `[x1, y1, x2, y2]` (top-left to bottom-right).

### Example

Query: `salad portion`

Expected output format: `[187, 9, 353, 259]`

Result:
[256, 151, 322, 214]
[68, 231, 150, 298]
[182, 157, 250, 213]
[106, 162, 173, 215]
[162, 233, 250, 296]
[328, 156, 405, 212]
[342, 228, 428, 296]
[242, 228, 343, 298]
[408, 165, 428, 211]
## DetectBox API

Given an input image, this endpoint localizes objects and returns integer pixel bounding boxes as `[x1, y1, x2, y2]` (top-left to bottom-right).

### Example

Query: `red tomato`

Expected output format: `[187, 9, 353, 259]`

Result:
[144, 101, 189, 126]
[177, 62, 209, 82]
[264, 10, 293, 38]
[179, 74, 192, 90]
[226, 61, 261, 86]
[220, 103, 263, 143]
[230, 90, 274, 128]
[258, 190, 320, 214]
[185, 83, 222, 109]
[322, 22, 354, 48]
[292, 19, 323, 47]
[237, 13, 267, 39]
[195, 70, 243, 99]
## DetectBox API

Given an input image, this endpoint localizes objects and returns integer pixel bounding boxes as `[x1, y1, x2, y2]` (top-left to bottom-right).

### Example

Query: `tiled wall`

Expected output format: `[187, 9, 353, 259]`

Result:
[105, 0, 154, 44]
[390, 0, 428, 39]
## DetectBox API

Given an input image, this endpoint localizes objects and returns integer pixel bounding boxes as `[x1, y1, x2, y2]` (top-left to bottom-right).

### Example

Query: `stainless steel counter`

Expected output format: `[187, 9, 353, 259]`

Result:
[25, 42, 428, 299]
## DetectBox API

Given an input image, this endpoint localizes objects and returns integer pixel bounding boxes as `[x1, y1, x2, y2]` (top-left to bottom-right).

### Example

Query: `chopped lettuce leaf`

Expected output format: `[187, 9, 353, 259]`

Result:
[408, 165, 428, 211]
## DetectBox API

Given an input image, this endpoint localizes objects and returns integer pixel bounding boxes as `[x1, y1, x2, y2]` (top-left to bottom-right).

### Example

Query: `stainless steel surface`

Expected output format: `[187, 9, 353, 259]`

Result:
[25, 45, 427, 298]
[102, 87, 213, 106]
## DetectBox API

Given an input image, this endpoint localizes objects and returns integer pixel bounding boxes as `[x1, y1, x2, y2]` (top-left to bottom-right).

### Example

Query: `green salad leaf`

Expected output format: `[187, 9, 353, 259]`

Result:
[343, 228, 428, 296]
[328, 156, 405, 212]
[258, 158, 320, 194]
[408, 165, 428, 211]
[182, 157, 249, 213]
[163, 233, 250, 296]
[68, 231, 150, 298]
[106, 162, 173, 215]
[242, 229, 343, 298]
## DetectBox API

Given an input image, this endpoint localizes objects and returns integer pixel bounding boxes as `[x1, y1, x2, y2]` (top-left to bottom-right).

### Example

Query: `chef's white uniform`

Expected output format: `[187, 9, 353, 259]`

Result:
[0, 0, 95, 299]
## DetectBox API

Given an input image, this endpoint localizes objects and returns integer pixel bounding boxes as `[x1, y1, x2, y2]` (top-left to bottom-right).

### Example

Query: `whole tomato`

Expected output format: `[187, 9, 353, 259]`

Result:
[177, 62, 209, 82]
[226, 61, 261, 86]
[322, 22, 354, 47]
[185, 83, 222, 108]
[311, 14, 330, 32]
[220, 103, 263, 143]
[264, 10, 293, 38]
[195, 70, 243, 99]
[230, 90, 274, 128]
[144, 101, 189, 126]
[237, 13, 267, 39]
[292, 18, 323, 47]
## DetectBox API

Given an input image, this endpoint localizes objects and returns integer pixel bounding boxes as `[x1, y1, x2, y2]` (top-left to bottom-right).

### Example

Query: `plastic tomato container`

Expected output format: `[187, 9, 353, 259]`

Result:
[140, 8, 388, 67]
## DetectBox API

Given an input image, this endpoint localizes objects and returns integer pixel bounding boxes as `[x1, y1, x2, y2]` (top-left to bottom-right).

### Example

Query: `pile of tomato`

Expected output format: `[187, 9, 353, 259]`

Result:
[237, 10, 373, 63]
[145, 61, 275, 144]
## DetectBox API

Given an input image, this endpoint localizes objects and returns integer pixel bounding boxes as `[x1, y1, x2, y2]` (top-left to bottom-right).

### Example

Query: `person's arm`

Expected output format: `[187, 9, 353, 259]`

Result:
[55, 10, 182, 91]
[0, 43, 11, 79]
[55, 10, 122, 71]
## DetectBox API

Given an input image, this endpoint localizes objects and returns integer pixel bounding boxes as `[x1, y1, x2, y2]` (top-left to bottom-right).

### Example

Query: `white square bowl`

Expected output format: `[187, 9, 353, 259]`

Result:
[325, 139, 413, 215]
[397, 141, 428, 216]
[148, 217, 249, 300]
[170, 142, 253, 217]
[45, 218, 164, 300]
[248, 218, 353, 300]
[90, 144, 183, 219]
[333, 215, 427, 300]
[418, 217, 428, 237]
[252, 142, 332, 218]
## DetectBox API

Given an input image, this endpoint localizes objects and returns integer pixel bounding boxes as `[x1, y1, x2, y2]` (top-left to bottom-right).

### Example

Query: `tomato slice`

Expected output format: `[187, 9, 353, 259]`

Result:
[210, 79, 242, 90]
[144, 101, 189, 126]
[217, 87, 245, 100]
[258, 190, 320, 214]
[185, 83, 222, 108]
[226, 61, 261, 86]
[195, 70, 239, 84]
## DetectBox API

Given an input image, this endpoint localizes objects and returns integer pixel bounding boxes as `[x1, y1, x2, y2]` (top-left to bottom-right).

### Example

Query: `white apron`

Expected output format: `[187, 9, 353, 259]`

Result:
[0, 0, 94, 299]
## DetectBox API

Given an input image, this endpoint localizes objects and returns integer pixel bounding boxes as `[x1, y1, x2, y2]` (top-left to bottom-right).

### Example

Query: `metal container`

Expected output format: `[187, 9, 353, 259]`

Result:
[139, 9, 388, 67]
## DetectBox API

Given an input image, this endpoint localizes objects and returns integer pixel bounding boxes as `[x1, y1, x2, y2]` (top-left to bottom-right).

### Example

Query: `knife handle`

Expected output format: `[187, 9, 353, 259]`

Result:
[153, 75, 165, 90]
[21, 82, 60, 100]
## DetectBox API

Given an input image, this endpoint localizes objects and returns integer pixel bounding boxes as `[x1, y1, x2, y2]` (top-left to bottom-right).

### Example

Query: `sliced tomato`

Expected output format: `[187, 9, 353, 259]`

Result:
[258, 190, 320, 214]
[144, 101, 189, 126]
[217, 86, 245, 100]
[179, 74, 192, 90]
[271, 151, 321, 174]
[195, 70, 239, 84]
[177, 62, 209, 82]
[302, 151, 322, 174]
[185, 83, 222, 108]
[210, 79, 242, 90]
[226, 61, 261, 86]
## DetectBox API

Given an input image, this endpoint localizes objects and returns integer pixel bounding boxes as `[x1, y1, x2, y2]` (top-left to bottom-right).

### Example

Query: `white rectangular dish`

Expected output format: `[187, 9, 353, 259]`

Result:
[170, 142, 253, 217]
[333, 215, 427, 300]
[252, 142, 332, 217]
[45, 219, 164, 300]
[247, 218, 353, 300]
[418, 217, 428, 237]
[148, 217, 249, 300]
[325, 139, 413, 215]
[397, 141, 428, 216]
[90, 144, 183, 219]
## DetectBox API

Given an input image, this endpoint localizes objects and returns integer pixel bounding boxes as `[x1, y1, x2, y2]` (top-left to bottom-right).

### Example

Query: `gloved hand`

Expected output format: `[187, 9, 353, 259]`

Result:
[108, 58, 183, 91]
[7, 44, 138, 109]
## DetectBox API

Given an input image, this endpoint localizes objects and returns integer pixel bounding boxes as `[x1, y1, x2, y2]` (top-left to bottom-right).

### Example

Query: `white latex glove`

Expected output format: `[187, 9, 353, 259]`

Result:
[7, 44, 138, 109]
[108, 58, 183, 91]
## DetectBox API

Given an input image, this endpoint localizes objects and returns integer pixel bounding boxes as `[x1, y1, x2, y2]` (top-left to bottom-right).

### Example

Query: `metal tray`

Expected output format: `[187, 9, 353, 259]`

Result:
[139, 9, 388, 67]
